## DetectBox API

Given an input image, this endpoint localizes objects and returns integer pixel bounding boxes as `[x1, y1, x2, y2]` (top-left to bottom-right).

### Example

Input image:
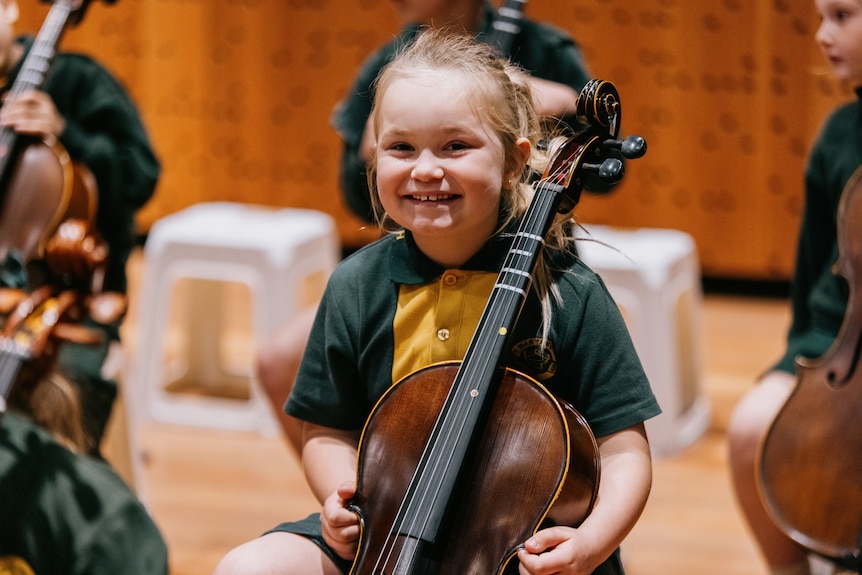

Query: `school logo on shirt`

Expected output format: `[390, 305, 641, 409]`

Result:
[511, 338, 557, 381]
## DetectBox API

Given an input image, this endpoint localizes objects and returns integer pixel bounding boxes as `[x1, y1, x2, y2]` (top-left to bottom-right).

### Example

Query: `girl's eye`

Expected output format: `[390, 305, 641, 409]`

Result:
[445, 141, 470, 152]
[834, 7, 855, 22]
[389, 142, 413, 152]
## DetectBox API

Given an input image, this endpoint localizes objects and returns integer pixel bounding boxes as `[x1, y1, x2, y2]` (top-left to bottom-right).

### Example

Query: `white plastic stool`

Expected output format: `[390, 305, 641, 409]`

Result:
[126, 202, 339, 439]
[577, 225, 711, 457]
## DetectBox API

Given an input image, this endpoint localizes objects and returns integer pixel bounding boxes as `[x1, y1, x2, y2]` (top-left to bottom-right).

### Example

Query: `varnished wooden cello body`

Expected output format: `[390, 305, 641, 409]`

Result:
[347, 81, 646, 575]
[759, 166, 862, 571]
[0, 0, 102, 269]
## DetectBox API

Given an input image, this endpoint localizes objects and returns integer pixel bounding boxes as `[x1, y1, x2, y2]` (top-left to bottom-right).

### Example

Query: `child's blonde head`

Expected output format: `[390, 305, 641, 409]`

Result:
[367, 28, 544, 230]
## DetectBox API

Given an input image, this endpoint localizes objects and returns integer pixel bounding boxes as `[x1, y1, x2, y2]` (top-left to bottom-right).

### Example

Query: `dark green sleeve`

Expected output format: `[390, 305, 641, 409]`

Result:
[773, 103, 858, 373]
[561, 270, 661, 438]
[75, 503, 169, 575]
[0, 413, 168, 575]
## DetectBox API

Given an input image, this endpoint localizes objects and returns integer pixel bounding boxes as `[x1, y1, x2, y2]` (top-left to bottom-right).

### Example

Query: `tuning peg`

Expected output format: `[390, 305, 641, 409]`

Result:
[581, 157, 624, 185]
[603, 135, 647, 159]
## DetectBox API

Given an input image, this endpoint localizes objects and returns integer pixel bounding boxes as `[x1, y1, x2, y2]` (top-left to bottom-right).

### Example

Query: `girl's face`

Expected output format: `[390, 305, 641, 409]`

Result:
[375, 73, 510, 260]
[816, 0, 862, 87]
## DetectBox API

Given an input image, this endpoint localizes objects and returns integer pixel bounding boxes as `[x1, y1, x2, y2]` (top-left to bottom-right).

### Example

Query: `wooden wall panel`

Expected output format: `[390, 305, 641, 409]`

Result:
[18, 0, 850, 278]
[540, 2, 847, 280]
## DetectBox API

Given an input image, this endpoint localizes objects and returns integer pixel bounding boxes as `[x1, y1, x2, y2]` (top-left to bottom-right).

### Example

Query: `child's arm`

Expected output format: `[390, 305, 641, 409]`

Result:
[527, 77, 581, 119]
[300, 421, 360, 503]
[518, 423, 653, 575]
[301, 422, 363, 559]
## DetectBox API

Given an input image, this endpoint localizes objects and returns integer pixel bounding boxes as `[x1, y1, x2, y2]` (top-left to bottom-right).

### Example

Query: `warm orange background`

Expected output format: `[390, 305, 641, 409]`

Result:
[19, 0, 849, 280]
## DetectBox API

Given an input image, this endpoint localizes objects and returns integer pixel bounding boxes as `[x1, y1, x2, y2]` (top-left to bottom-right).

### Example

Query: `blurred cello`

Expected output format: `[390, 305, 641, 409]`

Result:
[0, 217, 125, 451]
[759, 166, 862, 572]
[0, 0, 104, 272]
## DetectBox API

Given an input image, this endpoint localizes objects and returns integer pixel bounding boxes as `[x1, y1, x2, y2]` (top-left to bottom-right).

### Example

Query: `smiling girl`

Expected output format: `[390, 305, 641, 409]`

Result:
[214, 29, 658, 575]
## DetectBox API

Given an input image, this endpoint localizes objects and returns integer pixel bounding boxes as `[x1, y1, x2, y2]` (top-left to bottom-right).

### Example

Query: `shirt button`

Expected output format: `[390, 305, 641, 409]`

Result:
[437, 328, 450, 341]
[443, 274, 457, 286]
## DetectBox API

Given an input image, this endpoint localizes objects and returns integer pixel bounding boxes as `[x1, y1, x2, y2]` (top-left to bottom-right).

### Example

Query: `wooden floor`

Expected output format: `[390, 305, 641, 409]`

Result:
[111, 250, 792, 575]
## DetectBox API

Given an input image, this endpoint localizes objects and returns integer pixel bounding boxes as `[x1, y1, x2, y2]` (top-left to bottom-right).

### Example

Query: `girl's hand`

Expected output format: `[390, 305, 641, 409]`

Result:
[320, 481, 361, 560]
[516, 425, 653, 574]
[516, 526, 599, 575]
[0, 90, 66, 139]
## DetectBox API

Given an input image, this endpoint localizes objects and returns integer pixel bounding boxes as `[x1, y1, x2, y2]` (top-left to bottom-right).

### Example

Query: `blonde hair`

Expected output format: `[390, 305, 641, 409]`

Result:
[367, 29, 580, 340]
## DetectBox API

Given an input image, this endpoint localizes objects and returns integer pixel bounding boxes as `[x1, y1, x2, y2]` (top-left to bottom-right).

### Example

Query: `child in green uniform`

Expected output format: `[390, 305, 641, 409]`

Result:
[215, 30, 658, 575]
[257, 0, 595, 458]
[0, 0, 160, 454]
[728, 1, 862, 574]
[0, 0, 166, 571]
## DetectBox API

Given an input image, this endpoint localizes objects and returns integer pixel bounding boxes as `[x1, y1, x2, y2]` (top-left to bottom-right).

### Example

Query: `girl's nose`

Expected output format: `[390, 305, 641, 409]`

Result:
[815, 21, 831, 48]
[411, 150, 444, 181]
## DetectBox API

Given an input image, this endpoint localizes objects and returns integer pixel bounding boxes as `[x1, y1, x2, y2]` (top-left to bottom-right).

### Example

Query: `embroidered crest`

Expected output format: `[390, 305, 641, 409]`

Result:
[511, 338, 557, 381]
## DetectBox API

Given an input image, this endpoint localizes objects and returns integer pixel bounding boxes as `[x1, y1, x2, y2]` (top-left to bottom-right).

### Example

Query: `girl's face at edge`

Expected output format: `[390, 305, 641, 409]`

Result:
[816, 0, 862, 87]
[374, 73, 519, 265]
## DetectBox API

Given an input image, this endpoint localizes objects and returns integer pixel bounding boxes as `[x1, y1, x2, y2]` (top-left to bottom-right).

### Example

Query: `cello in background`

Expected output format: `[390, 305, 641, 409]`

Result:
[0, 218, 126, 451]
[0, 0, 124, 450]
[0, 0, 109, 274]
[759, 166, 862, 572]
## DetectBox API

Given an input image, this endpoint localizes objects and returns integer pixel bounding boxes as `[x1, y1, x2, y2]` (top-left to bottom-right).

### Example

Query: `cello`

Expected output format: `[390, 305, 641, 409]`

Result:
[0, 0, 106, 272]
[0, 217, 125, 451]
[347, 80, 647, 574]
[759, 166, 862, 572]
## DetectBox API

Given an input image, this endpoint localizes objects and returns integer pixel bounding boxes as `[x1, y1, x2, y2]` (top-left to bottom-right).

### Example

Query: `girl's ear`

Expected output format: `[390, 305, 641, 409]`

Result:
[515, 137, 531, 159]
[510, 137, 532, 181]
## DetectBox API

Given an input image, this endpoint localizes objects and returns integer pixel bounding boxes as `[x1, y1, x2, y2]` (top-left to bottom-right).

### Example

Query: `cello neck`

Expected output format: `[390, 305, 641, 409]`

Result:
[488, 0, 528, 55]
[9, 2, 75, 98]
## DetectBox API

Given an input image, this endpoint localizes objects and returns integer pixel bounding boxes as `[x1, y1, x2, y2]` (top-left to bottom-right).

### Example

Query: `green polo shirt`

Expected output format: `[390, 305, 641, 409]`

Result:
[287, 228, 659, 439]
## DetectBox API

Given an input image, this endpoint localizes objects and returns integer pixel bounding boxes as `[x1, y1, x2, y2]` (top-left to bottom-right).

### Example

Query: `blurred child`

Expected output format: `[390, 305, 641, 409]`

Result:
[728, 1, 862, 574]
